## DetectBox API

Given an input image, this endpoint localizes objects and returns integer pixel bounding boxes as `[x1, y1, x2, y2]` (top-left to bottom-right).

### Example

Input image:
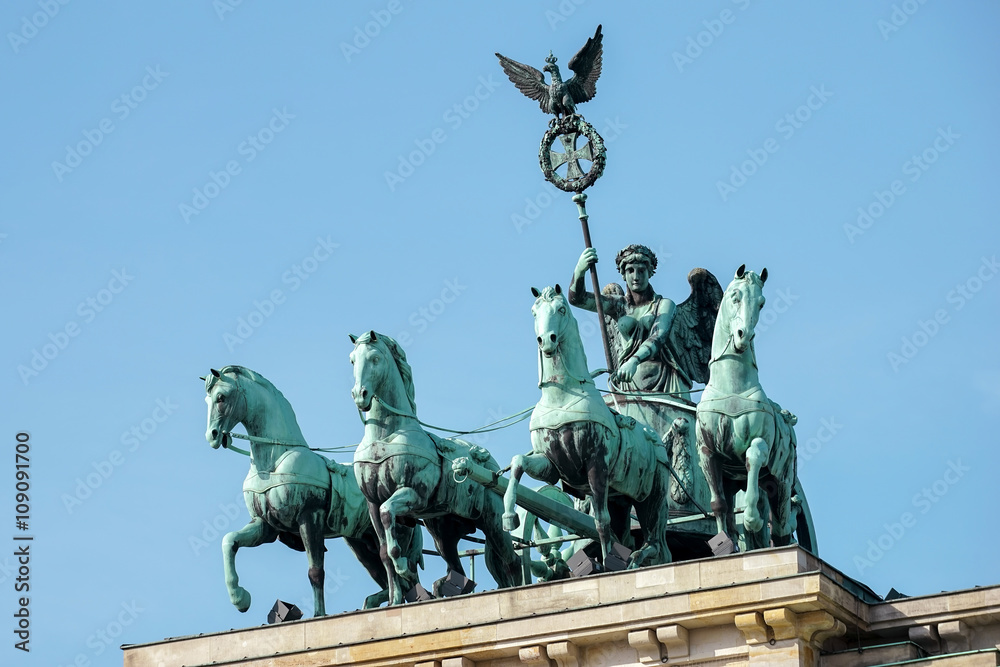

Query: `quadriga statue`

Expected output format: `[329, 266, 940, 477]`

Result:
[203, 365, 422, 615]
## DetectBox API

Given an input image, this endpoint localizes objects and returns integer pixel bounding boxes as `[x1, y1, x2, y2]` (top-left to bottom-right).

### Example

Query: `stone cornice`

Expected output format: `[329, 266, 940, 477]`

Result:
[121, 547, 1000, 667]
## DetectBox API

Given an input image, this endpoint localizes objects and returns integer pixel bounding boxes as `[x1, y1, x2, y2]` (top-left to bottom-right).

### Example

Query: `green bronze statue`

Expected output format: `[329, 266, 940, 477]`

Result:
[203, 366, 423, 615]
[571, 244, 722, 402]
[695, 266, 800, 551]
[350, 331, 523, 604]
[502, 286, 675, 570]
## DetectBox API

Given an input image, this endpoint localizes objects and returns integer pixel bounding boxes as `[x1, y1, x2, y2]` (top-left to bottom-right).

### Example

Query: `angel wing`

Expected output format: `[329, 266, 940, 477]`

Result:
[566, 24, 603, 105]
[495, 53, 551, 114]
[668, 268, 723, 385]
[601, 282, 626, 373]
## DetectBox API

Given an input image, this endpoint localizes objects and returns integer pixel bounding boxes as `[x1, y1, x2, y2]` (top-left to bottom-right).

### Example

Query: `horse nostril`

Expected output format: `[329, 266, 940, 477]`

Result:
[211, 429, 218, 438]
[737, 329, 744, 338]
[537, 336, 542, 345]
[549, 334, 557, 342]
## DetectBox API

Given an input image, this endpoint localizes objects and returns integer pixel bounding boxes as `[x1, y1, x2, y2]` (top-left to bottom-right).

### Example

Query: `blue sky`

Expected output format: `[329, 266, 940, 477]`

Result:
[2, 2, 998, 665]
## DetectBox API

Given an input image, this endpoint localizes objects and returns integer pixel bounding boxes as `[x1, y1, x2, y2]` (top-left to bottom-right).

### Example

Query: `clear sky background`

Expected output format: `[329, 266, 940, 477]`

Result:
[2, 2, 998, 665]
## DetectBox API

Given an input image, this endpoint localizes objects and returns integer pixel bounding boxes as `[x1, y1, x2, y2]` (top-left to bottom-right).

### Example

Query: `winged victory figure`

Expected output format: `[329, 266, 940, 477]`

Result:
[496, 24, 603, 119]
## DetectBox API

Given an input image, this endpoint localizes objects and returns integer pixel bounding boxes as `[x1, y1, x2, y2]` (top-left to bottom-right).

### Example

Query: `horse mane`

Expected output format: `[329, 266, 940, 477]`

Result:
[355, 332, 417, 413]
[535, 286, 563, 303]
[215, 365, 296, 414]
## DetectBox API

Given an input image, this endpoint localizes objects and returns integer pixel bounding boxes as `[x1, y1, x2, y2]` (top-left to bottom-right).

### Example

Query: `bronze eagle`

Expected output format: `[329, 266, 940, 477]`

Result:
[495, 24, 603, 119]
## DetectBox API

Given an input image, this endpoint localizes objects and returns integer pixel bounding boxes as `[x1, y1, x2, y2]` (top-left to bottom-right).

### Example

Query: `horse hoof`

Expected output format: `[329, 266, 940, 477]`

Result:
[232, 587, 251, 613]
[364, 590, 389, 609]
[744, 514, 764, 533]
[502, 512, 520, 531]
[393, 556, 410, 577]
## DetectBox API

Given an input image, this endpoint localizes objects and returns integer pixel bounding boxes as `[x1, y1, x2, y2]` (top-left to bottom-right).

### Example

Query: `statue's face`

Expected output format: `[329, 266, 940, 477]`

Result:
[622, 261, 651, 293]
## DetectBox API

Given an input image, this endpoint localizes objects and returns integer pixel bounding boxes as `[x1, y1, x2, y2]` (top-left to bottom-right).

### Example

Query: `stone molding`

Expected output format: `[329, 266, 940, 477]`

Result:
[120, 546, 999, 667]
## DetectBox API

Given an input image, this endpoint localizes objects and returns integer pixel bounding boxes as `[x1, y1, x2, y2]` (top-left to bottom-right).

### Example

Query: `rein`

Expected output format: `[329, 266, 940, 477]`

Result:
[359, 394, 533, 436]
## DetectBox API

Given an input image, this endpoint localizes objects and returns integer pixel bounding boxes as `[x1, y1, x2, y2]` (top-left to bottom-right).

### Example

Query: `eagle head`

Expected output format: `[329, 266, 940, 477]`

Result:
[543, 52, 559, 77]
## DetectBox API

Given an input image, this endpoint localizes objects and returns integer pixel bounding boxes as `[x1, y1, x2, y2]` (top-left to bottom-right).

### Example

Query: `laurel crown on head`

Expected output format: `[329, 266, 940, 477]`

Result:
[615, 244, 658, 277]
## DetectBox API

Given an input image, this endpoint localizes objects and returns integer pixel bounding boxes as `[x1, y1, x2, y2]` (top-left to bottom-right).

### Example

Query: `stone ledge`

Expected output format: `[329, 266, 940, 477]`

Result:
[121, 547, 1000, 667]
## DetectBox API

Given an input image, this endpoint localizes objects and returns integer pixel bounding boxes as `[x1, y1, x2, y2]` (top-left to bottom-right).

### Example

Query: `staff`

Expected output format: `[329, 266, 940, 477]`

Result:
[572, 193, 615, 374]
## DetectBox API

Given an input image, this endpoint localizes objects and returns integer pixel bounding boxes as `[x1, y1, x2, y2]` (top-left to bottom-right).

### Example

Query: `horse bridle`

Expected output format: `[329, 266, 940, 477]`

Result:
[709, 291, 757, 365]
[536, 303, 591, 387]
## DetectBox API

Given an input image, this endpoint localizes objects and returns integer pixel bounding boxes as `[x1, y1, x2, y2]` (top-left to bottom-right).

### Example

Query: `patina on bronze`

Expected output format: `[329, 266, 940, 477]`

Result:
[203, 366, 423, 615]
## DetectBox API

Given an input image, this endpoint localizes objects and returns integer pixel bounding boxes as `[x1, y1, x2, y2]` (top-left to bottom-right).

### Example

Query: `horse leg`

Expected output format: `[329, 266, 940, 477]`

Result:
[343, 534, 390, 609]
[379, 488, 424, 578]
[585, 456, 613, 566]
[770, 475, 796, 546]
[743, 437, 769, 534]
[696, 419, 729, 537]
[221, 518, 277, 613]
[366, 500, 402, 606]
[423, 517, 466, 596]
[630, 469, 674, 568]
[503, 452, 557, 531]
[297, 509, 328, 616]
[480, 500, 523, 588]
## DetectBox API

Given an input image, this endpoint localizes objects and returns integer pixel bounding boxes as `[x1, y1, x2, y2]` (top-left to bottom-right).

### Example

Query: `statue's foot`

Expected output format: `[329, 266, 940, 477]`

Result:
[231, 586, 251, 613]
[743, 512, 764, 534]
[502, 512, 520, 531]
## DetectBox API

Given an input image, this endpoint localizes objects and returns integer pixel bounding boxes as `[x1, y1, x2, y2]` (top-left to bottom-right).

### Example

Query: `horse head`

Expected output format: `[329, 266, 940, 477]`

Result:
[721, 264, 768, 354]
[204, 366, 248, 449]
[530, 285, 571, 357]
[349, 331, 415, 415]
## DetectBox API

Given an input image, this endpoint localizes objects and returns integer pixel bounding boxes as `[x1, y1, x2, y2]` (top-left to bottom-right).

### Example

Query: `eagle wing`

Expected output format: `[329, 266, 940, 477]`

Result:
[495, 53, 551, 113]
[566, 24, 603, 105]
[667, 268, 722, 385]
